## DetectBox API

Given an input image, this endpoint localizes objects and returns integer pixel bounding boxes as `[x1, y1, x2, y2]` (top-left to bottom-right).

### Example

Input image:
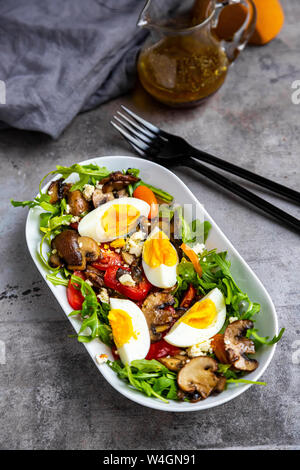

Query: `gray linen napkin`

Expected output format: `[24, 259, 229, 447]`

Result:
[0, 0, 150, 138]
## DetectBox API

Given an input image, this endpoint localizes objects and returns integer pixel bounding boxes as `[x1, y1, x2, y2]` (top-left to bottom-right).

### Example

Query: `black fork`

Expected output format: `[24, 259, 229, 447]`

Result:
[111, 106, 300, 233]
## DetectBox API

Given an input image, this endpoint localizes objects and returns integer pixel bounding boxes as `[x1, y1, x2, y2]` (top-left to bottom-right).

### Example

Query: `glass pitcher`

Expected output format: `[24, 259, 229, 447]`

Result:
[137, 0, 256, 107]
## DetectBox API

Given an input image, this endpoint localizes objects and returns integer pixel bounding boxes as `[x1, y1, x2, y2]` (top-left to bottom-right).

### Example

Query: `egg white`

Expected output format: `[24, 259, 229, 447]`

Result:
[109, 298, 150, 365]
[164, 288, 226, 348]
[78, 197, 150, 242]
[142, 227, 178, 289]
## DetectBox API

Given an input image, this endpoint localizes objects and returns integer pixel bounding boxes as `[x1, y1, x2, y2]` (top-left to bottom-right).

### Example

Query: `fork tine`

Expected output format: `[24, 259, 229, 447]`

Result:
[113, 115, 152, 145]
[117, 111, 157, 139]
[110, 120, 149, 152]
[120, 105, 160, 134]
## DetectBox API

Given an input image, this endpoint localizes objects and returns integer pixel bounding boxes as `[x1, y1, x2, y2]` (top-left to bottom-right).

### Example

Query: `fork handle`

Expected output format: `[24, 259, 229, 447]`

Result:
[186, 145, 300, 204]
[185, 159, 300, 232]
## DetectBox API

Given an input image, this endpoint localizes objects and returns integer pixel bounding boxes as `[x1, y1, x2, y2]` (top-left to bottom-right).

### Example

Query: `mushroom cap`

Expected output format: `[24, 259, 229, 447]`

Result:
[51, 230, 100, 271]
[224, 319, 258, 372]
[141, 292, 177, 342]
[177, 356, 219, 400]
[52, 230, 82, 267]
[100, 171, 140, 194]
[158, 354, 187, 372]
[68, 190, 90, 216]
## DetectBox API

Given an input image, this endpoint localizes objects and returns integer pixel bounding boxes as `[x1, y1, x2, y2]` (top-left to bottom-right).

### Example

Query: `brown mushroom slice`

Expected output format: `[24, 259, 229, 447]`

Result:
[52, 230, 83, 268]
[48, 253, 63, 268]
[224, 320, 258, 372]
[68, 190, 90, 216]
[177, 357, 219, 400]
[92, 188, 114, 208]
[78, 237, 100, 263]
[48, 179, 71, 204]
[121, 251, 135, 265]
[100, 171, 140, 193]
[214, 376, 227, 394]
[51, 230, 100, 271]
[159, 354, 187, 372]
[141, 292, 177, 342]
[85, 265, 105, 289]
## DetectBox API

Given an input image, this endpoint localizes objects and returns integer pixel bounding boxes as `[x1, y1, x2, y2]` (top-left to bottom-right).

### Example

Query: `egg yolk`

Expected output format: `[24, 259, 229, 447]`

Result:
[108, 308, 138, 348]
[102, 204, 140, 238]
[143, 231, 177, 268]
[181, 299, 217, 329]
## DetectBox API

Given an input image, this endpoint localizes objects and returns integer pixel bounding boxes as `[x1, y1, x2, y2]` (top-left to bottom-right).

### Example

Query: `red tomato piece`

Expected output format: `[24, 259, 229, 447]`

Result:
[92, 251, 122, 271]
[146, 339, 181, 360]
[104, 265, 152, 302]
[67, 271, 85, 310]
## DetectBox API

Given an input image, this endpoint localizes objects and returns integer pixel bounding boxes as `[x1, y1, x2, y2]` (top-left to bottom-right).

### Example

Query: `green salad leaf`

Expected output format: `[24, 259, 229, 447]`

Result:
[68, 275, 112, 346]
[107, 359, 178, 403]
[246, 327, 285, 346]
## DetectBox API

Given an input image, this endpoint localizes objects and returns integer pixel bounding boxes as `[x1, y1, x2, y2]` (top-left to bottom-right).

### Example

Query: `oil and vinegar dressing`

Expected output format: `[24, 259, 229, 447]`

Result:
[137, 0, 229, 106]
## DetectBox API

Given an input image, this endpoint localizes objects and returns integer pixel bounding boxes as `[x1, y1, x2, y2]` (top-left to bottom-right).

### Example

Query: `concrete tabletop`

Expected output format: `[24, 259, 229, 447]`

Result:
[0, 1, 299, 451]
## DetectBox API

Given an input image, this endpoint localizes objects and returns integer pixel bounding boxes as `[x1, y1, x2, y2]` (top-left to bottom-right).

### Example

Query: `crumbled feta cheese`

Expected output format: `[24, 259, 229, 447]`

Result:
[95, 354, 108, 365]
[115, 248, 120, 253]
[130, 231, 146, 242]
[82, 184, 95, 201]
[191, 243, 206, 255]
[128, 243, 143, 257]
[187, 339, 213, 358]
[85, 279, 93, 287]
[124, 231, 146, 257]
[229, 316, 239, 324]
[71, 215, 80, 223]
[97, 288, 109, 304]
[95, 182, 103, 190]
[118, 273, 135, 287]
[65, 204, 70, 214]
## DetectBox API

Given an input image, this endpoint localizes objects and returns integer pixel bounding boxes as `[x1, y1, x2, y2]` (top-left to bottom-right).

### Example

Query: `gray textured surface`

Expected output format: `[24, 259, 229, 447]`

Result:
[0, 1, 299, 450]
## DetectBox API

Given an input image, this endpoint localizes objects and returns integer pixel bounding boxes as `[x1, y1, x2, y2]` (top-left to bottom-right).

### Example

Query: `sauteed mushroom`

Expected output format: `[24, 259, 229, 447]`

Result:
[85, 265, 105, 289]
[177, 357, 219, 400]
[92, 188, 114, 208]
[100, 171, 140, 193]
[68, 190, 90, 216]
[159, 354, 187, 372]
[224, 320, 258, 372]
[141, 292, 177, 342]
[48, 178, 70, 204]
[51, 230, 100, 270]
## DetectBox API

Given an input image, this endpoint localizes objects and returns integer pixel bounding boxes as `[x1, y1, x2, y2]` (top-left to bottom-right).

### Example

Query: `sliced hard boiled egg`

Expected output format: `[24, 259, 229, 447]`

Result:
[164, 288, 226, 348]
[108, 298, 150, 364]
[78, 197, 150, 243]
[142, 227, 178, 289]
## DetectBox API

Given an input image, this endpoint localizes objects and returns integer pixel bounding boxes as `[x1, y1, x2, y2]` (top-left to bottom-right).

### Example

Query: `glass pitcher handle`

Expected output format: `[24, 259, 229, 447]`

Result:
[214, 0, 257, 63]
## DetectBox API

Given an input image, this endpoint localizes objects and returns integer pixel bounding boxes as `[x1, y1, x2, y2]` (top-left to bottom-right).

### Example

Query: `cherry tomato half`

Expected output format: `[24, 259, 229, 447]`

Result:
[67, 271, 85, 310]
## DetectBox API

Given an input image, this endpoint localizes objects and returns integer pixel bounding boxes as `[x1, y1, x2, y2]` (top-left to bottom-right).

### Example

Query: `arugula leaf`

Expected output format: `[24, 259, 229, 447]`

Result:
[107, 359, 179, 403]
[188, 220, 212, 243]
[227, 378, 267, 386]
[46, 274, 69, 287]
[138, 181, 173, 203]
[217, 364, 267, 386]
[69, 275, 112, 346]
[246, 327, 285, 346]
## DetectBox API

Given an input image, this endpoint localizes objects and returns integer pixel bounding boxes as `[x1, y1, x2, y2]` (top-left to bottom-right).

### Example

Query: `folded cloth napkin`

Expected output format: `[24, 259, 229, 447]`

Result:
[0, 0, 151, 138]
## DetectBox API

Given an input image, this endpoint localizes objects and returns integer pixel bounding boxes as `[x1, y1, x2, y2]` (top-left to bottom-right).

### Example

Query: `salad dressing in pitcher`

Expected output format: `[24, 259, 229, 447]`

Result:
[137, 0, 256, 107]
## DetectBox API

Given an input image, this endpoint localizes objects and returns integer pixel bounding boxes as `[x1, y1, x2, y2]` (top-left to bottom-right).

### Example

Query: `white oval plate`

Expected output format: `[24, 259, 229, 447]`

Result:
[25, 156, 278, 412]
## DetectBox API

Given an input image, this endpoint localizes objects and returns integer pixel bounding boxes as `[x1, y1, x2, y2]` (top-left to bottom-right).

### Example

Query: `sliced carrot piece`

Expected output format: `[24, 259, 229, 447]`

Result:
[180, 284, 196, 309]
[133, 185, 158, 219]
[211, 334, 229, 364]
[180, 243, 203, 278]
